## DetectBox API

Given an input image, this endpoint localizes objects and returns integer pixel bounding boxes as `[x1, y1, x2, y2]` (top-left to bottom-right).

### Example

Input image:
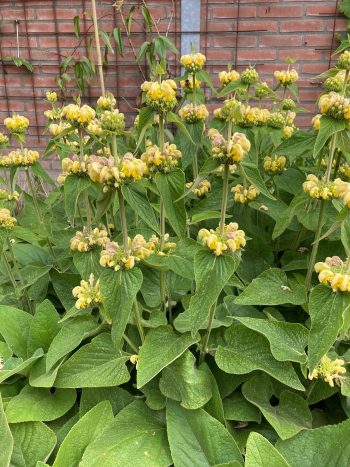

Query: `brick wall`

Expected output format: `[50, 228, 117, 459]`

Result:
[0, 0, 346, 174]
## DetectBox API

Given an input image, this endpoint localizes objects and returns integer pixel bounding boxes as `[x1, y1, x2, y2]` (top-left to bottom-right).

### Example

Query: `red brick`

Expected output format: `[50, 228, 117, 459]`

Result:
[306, 5, 338, 16]
[260, 34, 302, 47]
[238, 20, 278, 32]
[303, 34, 336, 47]
[213, 35, 256, 48]
[258, 5, 303, 18]
[279, 48, 324, 61]
[280, 20, 325, 32]
[237, 49, 277, 61]
[212, 6, 256, 19]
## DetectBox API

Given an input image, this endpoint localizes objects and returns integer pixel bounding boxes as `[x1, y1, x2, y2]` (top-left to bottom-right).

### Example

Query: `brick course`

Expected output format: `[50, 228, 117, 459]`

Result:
[0, 0, 345, 175]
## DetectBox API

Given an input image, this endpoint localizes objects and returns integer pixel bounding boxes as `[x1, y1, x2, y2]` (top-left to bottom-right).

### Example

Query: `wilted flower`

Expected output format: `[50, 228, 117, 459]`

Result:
[179, 103, 209, 123]
[70, 227, 110, 252]
[72, 273, 102, 309]
[198, 222, 246, 256]
[180, 53, 206, 73]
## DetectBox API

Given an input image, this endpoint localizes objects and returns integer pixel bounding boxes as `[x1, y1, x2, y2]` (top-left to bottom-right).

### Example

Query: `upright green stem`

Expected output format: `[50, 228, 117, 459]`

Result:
[305, 200, 326, 291]
[79, 130, 92, 230]
[199, 300, 216, 364]
[220, 165, 229, 236]
[111, 134, 118, 163]
[159, 113, 164, 151]
[25, 169, 57, 262]
[158, 111, 167, 312]
[117, 188, 129, 250]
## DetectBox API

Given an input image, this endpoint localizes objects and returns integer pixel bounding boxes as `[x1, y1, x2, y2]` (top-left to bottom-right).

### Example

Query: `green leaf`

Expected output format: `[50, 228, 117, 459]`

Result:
[55, 333, 130, 388]
[168, 111, 195, 144]
[276, 418, 350, 467]
[275, 130, 317, 160]
[234, 317, 308, 363]
[272, 192, 308, 240]
[10, 422, 56, 467]
[80, 387, 133, 416]
[0, 394, 13, 467]
[166, 400, 243, 467]
[99, 29, 114, 53]
[0, 305, 33, 357]
[215, 325, 304, 390]
[80, 400, 172, 467]
[5, 386, 76, 422]
[99, 267, 143, 347]
[308, 284, 350, 371]
[73, 15, 80, 37]
[235, 269, 307, 306]
[141, 4, 153, 32]
[223, 392, 261, 423]
[242, 374, 312, 439]
[142, 376, 166, 410]
[313, 116, 345, 157]
[73, 249, 103, 279]
[29, 356, 63, 388]
[174, 250, 239, 336]
[137, 325, 199, 388]
[155, 169, 186, 238]
[53, 401, 114, 467]
[245, 432, 291, 467]
[113, 27, 124, 56]
[27, 299, 60, 356]
[64, 176, 90, 224]
[158, 35, 179, 54]
[46, 316, 99, 371]
[122, 184, 160, 233]
[159, 350, 212, 409]
[241, 162, 275, 200]
[0, 349, 43, 383]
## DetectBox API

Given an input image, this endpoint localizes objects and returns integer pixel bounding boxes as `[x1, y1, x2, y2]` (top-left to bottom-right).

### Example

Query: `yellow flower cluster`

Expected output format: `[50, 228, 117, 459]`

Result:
[46, 91, 57, 103]
[209, 128, 251, 164]
[318, 92, 350, 120]
[100, 234, 157, 271]
[88, 153, 147, 190]
[0, 133, 9, 149]
[267, 112, 286, 129]
[44, 108, 62, 121]
[303, 174, 340, 200]
[231, 184, 260, 203]
[97, 93, 116, 111]
[213, 98, 241, 122]
[4, 114, 29, 135]
[334, 178, 350, 207]
[0, 189, 19, 201]
[70, 227, 110, 252]
[198, 222, 246, 256]
[141, 80, 177, 112]
[309, 354, 346, 387]
[0, 208, 16, 229]
[339, 163, 350, 179]
[100, 109, 125, 133]
[62, 104, 96, 126]
[283, 125, 295, 138]
[0, 148, 39, 167]
[87, 119, 103, 136]
[186, 179, 211, 197]
[263, 155, 287, 174]
[141, 141, 182, 174]
[219, 70, 240, 85]
[315, 256, 350, 292]
[274, 68, 298, 85]
[179, 103, 209, 123]
[49, 122, 71, 137]
[180, 53, 206, 73]
[323, 75, 344, 93]
[180, 76, 201, 92]
[58, 156, 89, 182]
[241, 66, 259, 85]
[240, 105, 270, 127]
[311, 114, 321, 131]
[72, 273, 102, 309]
[337, 50, 350, 70]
